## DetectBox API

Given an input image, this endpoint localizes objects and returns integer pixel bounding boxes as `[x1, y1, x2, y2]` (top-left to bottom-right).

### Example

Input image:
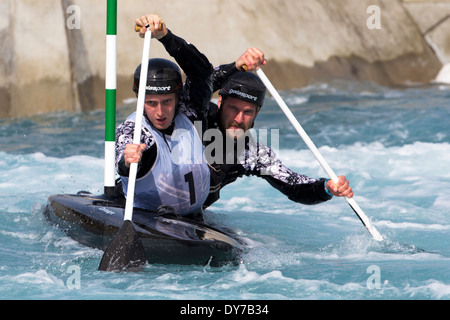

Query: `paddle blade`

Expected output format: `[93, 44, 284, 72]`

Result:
[98, 220, 146, 271]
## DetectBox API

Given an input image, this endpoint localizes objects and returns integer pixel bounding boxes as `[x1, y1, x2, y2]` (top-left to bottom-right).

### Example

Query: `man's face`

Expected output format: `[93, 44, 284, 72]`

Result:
[144, 93, 177, 130]
[218, 96, 260, 140]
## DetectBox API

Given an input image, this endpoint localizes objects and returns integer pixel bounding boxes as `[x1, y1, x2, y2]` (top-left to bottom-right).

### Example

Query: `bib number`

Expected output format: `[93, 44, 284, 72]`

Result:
[184, 172, 196, 205]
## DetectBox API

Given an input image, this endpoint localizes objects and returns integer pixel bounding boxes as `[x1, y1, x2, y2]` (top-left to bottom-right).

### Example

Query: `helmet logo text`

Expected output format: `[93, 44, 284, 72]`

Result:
[228, 89, 258, 102]
[146, 85, 172, 91]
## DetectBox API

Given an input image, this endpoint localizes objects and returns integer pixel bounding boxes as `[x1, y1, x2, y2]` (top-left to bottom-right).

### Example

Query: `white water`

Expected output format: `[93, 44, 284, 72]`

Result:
[1, 80, 449, 300]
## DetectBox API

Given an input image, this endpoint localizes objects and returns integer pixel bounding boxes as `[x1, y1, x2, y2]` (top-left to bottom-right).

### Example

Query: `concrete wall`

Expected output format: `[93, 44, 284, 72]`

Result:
[0, 0, 448, 118]
[403, 0, 450, 83]
[0, 0, 74, 118]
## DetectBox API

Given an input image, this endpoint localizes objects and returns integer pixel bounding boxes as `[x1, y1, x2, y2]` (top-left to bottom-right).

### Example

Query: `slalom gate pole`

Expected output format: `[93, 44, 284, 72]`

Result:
[104, 0, 117, 197]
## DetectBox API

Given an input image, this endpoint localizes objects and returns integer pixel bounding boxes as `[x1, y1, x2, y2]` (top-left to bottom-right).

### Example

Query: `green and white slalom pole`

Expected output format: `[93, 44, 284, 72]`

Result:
[104, 0, 117, 197]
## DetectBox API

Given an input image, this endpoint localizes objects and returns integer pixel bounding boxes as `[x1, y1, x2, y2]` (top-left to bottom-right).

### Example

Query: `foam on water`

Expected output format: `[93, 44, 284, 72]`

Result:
[1, 81, 449, 300]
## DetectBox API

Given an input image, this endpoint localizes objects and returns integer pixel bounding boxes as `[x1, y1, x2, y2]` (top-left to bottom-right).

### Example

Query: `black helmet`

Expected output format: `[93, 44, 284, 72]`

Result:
[219, 72, 266, 107]
[133, 58, 182, 95]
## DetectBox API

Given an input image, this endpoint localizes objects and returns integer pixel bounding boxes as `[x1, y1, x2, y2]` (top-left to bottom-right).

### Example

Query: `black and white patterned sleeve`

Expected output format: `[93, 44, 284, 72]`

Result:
[241, 142, 332, 205]
[115, 120, 155, 171]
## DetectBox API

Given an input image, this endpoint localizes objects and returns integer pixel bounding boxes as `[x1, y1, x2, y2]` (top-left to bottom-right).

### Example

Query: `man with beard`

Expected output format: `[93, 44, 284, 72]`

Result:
[202, 48, 353, 208]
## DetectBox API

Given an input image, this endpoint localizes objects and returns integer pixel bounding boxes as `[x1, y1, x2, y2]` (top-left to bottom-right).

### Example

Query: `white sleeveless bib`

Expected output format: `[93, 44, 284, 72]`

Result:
[121, 113, 210, 215]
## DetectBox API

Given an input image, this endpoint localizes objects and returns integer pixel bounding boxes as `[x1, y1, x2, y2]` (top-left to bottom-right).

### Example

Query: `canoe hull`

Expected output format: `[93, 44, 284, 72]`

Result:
[44, 192, 243, 266]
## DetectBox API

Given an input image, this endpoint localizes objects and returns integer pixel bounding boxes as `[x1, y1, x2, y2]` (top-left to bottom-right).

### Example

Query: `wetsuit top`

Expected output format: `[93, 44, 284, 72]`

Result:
[200, 63, 333, 208]
[115, 29, 213, 215]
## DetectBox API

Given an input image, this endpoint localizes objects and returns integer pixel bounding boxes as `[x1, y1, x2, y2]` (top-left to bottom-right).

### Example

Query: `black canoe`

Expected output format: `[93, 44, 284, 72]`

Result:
[43, 191, 244, 267]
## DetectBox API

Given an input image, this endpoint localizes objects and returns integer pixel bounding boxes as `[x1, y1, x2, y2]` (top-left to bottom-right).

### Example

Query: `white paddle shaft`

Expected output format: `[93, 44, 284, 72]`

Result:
[256, 68, 383, 241]
[124, 30, 152, 222]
